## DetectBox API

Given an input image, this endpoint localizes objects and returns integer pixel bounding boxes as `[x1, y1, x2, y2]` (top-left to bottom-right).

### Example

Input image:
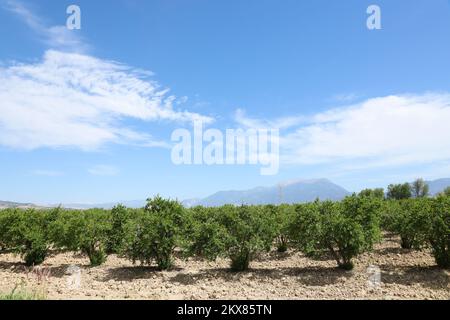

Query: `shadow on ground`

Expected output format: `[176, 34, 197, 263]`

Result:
[168, 265, 352, 287]
[380, 265, 449, 290]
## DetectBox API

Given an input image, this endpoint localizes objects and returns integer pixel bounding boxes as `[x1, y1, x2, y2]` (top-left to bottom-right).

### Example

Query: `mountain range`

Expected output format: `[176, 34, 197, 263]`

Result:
[182, 178, 350, 207]
[1, 178, 449, 209]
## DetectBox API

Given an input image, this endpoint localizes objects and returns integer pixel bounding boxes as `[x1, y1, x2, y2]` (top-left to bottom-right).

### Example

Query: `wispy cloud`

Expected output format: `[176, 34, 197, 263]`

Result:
[235, 109, 305, 130]
[330, 93, 361, 104]
[2, 0, 87, 52]
[88, 165, 119, 176]
[32, 170, 64, 177]
[0, 50, 213, 150]
[237, 93, 450, 171]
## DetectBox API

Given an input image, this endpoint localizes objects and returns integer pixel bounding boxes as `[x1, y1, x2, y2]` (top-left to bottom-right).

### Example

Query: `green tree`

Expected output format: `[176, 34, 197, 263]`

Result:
[359, 188, 385, 199]
[427, 196, 449, 268]
[290, 196, 381, 270]
[187, 205, 277, 271]
[106, 204, 131, 254]
[51, 209, 111, 266]
[269, 204, 294, 253]
[387, 183, 412, 200]
[411, 178, 429, 198]
[184, 206, 227, 259]
[0, 208, 59, 266]
[392, 199, 431, 249]
[218, 205, 277, 271]
[122, 196, 186, 270]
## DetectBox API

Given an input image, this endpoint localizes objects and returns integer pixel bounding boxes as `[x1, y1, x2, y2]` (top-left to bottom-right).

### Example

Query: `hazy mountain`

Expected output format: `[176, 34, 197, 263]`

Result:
[0, 200, 40, 209]
[58, 200, 146, 210]
[426, 178, 450, 195]
[3, 178, 449, 210]
[183, 178, 351, 207]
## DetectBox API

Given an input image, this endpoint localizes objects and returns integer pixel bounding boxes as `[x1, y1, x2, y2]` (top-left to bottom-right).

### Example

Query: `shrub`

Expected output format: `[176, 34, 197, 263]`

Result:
[0, 208, 58, 266]
[288, 202, 322, 257]
[51, 209, 110, 266]
[379, 200, 400, 232]
[184, 206, 227, 260]
[289, 196, 381, 270]
[218, 206, 276, 271]
[427, 196, 449, 269]
[271, 204, 294, 253]
[217, 205, 277, 271]
[0, 209, 15, 252]
[121, 196, 186, 270]
[391, 199, 430, 249]
[106, 204, 131, 254]
[186, 205, 277, 271]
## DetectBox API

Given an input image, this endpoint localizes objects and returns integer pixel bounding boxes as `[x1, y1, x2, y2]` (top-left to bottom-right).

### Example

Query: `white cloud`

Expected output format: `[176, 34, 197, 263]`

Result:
[0, 50, 213, 150]
[88, 165, 119, 176]
[331, 93, 360, 103]
[2, 0, 87, 52]
[236, 94, 450, 169]
[235, 109, 305, 130]
[32, 170, 64, 177]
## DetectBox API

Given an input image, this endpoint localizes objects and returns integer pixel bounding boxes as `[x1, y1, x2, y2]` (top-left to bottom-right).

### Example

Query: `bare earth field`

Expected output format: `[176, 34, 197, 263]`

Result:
[0, 235, 448, 300]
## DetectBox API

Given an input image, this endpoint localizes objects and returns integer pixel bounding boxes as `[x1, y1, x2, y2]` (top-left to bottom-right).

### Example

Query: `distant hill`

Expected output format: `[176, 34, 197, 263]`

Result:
[426, 178, 450, 195]
[183, 178, 351, 207]
[3, 178, 449, 210]
[0, 200, 39, 209]
[58, 200, 146, 210]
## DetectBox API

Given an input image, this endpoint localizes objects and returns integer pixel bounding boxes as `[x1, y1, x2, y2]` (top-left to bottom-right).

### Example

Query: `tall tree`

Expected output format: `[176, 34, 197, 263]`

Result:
[359, 188, 385, 199]
[411, 178, 429, 198]
[387, 183, 412, 200]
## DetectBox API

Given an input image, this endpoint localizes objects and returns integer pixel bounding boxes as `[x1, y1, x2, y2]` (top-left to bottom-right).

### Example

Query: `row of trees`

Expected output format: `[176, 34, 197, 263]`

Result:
[0, 194, 448, 271]
[383, 178, 450, 200]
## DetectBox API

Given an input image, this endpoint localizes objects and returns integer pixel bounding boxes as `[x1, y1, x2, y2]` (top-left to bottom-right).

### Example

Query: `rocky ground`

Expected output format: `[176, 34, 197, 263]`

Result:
[0, 235, 448, 300]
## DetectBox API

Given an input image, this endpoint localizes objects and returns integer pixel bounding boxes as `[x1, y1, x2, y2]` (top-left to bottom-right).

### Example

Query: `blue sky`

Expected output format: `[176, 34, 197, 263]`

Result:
[1, 0, 450, 204]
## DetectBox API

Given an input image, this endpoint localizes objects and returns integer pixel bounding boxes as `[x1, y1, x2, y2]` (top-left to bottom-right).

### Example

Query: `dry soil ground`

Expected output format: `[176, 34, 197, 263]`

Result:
[0, 234, 448, 300]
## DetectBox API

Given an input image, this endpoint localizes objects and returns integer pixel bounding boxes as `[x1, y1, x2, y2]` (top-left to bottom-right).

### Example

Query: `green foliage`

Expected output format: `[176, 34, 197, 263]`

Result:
[359, 188, 385, 199]
[290, 196, 381, 270]
[439, 187, 450, 197]
[121, 196, 186, 270]
[217, 205, 277, 271]
[51, 209, 110, 266]
[391, 199, 431, 249]
[321, 197, 381, 270]
[0, 284, 46, 300]
[288, 202, 322, 257]
[387, 183, 412, 200]
[1, 193, 447, 271]
[187, 205, 277, 271]
[379, 200, 401, 232]
[411, 178, 429, 198]
[184, 206, 227, 260]
[428, 196, 450, 269]
[271, 204, 295, 253]
[106, 204, 131, 254]
[0, 209, 15, 252]
[0, 208, 59, 265]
